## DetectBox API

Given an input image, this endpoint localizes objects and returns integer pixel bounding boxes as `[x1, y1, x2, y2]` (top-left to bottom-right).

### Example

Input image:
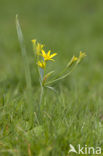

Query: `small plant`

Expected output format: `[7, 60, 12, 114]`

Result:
[16, 15, 86, 109]
[32, 39, 86, 106]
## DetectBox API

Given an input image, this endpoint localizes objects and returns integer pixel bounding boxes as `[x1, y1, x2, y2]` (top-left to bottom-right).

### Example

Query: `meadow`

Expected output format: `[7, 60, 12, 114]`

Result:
[0, 0, 103, 155]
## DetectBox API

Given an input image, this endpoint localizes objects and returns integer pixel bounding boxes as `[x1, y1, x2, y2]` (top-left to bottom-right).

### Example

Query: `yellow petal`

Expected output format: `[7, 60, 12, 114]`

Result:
[77, 51, 86, 64]
[41, 44, 44, 49]
[80, 51, 86, 57]
[41, 50, 46, 57]
[50, 58, 55, 61]
[37, 61, 46, 68]
[72, 56, 78, 62]
[50, 53, 57, 58]
[32, 39, 36, 44]
[47, 50, 51, 56]
[67, 56, 78, 68]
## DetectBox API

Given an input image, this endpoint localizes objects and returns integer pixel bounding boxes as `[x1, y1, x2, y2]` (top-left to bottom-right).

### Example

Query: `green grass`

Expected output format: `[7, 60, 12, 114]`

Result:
[0, 0, 103, 155]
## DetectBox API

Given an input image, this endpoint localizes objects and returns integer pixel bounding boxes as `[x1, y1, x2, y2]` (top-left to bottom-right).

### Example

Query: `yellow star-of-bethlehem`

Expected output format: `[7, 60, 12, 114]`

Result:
[41, 50, 57, 61]
[37, 61, 46, 69]
[79, 51, 86, 59]
[36, 43, 44, 55]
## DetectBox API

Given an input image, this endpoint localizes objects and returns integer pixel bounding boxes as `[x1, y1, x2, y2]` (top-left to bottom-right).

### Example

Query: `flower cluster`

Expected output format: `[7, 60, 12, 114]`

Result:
[32, 39, 86, 86]
[67, 51, 86, 67]
[32, 39, 58, 85]
[32, 39, 57, 69]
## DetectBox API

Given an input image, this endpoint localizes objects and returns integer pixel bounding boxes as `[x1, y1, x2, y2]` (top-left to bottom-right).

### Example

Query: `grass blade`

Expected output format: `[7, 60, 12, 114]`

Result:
[16, 15, 32, 90]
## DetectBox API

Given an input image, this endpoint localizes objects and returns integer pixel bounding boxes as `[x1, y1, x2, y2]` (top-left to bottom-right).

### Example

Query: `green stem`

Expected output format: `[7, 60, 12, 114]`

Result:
[16, 15, 32, 91]
[39, 84, 44, 106]
[45, 63, 78, 85]
[37, 84, 43, 121]
[55, 65, 68, 78]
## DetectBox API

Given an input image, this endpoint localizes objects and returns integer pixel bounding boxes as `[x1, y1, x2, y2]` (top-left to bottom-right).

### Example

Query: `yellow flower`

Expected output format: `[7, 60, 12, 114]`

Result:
[36, 43, 44, 55]
[32, 39, 36, 44]
[77, 51, 86, 63]
[41, 50, 57, 61]
[32, 39, 37, 53]
[72, 56, 78, 62]
[37, 61, 46, 69]
[79, 51, 86, 58]
[67, 56, 78, 67]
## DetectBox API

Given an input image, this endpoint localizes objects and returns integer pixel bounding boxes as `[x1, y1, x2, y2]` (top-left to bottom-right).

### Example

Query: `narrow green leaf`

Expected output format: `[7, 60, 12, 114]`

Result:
[16, 15, 32, 90]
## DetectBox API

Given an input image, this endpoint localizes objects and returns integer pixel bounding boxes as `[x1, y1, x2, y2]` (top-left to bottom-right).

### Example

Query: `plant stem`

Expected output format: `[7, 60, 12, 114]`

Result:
[16, 15, 32, 91]
[39, 84, 44, 107]
[45, 63, 78, 85]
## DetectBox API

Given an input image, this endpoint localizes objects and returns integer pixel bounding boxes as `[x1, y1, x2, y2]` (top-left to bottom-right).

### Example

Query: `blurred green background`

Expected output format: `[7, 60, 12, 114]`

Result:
[0, 0, 103, 155]
[0, 0, 103, 83]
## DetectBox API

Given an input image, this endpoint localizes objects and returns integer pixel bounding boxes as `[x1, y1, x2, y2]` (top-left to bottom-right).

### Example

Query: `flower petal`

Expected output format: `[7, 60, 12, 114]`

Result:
[41, 50, 46, 57]
[47, 50, 51, 56]
[50, 53, 57, 58]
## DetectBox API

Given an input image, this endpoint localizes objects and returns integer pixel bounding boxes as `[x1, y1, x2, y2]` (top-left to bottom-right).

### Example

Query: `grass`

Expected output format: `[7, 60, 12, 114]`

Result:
[0, 0, 103, 155]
